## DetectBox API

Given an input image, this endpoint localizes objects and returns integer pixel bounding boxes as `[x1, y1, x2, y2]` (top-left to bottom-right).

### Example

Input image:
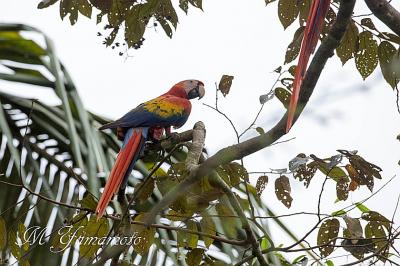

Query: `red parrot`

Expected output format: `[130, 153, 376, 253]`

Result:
[286, 0, 330, 132]
[96, 80, 205, 218]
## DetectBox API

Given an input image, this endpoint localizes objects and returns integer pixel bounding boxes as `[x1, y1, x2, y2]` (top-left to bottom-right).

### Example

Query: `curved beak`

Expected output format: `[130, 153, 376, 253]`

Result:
[197, 84, 205, 100]
[188, 83, 205, 100]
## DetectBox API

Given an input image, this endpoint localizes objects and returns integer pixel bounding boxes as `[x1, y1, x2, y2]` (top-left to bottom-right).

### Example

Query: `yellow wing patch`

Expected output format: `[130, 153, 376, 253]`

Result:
[143, 97, 186, 118]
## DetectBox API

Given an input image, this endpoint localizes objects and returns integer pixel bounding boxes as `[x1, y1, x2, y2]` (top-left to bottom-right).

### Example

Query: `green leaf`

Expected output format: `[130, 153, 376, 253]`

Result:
[186, 248, 204, 266]
[187, 220, 199, 248]
[355, 202, 370, 213]
[331, 209, 346, 216]
[278, 0, 299, 29]
[0, 217, 7, 250]
[9, 229, 22, 259]
[79, 216, 109, 258]
[275, 87, 291, 109]
[131, 213, 156, 255]
[275, 175, 292, 208]
[378, 41, 400, 88]
[200, 216, 215, 248]
[326, 260, 334, 266]
[215, 202, 237, 238]
[135, 178, 155, 202]
[355, 31, 378, 80]
[261, 237, 269, 250]
[80, 193, 98, 210]
[18, 222, 29, 251]
[218, 75, 234, 97]
[336, 21, 358, 65]
[292, 255, 306, 264]
[285, 26, 304, 64]
[317, 218, 339, 257]
[256, 127, 265, 135]
[125, 6, 146, 48]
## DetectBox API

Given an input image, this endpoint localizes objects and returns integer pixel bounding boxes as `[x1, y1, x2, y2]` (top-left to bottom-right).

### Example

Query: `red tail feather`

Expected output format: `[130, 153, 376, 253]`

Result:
[96, 129, 143, 218]
[286, 0, 330, 132]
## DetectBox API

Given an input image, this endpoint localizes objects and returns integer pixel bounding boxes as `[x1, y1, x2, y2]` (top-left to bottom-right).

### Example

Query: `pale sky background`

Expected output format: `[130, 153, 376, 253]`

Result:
[1, 0, 400, 264]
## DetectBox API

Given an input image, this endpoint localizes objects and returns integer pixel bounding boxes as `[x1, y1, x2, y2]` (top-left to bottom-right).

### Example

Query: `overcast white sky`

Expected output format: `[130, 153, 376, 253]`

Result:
[1, 0, 400, 264]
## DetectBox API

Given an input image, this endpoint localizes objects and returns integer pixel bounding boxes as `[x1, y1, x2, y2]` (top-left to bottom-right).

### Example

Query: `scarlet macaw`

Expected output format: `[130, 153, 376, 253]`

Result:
[286, 0, 330, 132]
[96, 80, 205, 218]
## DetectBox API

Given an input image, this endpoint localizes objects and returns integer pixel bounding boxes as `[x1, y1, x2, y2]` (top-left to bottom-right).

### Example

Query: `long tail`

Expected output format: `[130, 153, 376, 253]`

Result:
[96, 128, 148, 218]
[286, 0, 330, 132]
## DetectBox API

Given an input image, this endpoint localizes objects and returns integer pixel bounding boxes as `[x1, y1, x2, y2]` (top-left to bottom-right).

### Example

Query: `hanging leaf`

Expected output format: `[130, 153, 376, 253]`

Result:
[79, 216, 109, 258]
[215, 202, 237, 237]
[275, 87, 291, 109]
[355, 202, 370, 213]
[189, 0, 203, 10]
[187, 220, 199, 248]
[131, 213, 156, 255]
[361, 211, 391, 231]
[365, 221, 387, 252]
[18, 223, 29, 252]
[298, 0, 311, 26]
[336, 21, 358, 65]
[336, 177, 349, 201]
[134, 178, 155, 202]
[179, 0, 189, 13]
[285, 26, 305, 64]
[218, 75, 234, 97]
[361, 18, 377, 31]
[0, 217, 6, 251]
[355, 31, 378, 80]
[89, 0, 112, 12]
[343, 216, 363, 238]
[378, 41, 400, 88]
[317, 218, 340, 257]
[186, 248, 204, 266]
[38, 0, 60, 9]
[80, 193, 98, 210]
[275, 175, 292, 208]
[256, 175, 268, 197]
[278, 0, 299, 29]
[200, 216, 216, 248]
[78, 0, 92, 18]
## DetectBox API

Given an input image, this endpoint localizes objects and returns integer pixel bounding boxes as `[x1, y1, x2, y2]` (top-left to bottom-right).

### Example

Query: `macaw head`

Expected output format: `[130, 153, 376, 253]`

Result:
[167, 80, 205, 100]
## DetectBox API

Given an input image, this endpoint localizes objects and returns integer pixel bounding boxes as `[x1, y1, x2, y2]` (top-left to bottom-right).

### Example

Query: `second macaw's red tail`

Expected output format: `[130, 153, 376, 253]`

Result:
[286, 0, 330, 132]
[96, 128, 147, 218]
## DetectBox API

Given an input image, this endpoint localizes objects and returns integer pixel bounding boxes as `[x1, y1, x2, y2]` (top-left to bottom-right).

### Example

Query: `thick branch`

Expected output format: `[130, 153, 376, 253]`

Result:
[364, 0, 400, 36]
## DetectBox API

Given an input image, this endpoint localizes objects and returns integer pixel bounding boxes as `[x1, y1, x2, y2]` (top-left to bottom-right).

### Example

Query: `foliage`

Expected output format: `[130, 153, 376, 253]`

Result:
[37, 0, 203, 54]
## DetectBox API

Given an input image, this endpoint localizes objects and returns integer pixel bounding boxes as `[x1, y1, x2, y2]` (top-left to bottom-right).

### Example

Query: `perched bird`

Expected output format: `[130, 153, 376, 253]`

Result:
[96, 80, 205, 218]
[286, 0, 330, 132]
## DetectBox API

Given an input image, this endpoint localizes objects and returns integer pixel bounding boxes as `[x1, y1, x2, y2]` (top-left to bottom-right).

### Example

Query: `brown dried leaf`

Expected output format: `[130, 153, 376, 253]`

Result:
[256, 175, 268, 197]
[218, 75, 234, 97]
[336, 177, 349, 201]
[275, 175, 292, 208]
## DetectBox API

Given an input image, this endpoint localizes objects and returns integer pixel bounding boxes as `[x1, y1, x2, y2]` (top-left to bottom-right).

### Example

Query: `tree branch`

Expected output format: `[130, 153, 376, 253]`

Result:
[143, 0, 356, 226]
[364, 0, 400, 36]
